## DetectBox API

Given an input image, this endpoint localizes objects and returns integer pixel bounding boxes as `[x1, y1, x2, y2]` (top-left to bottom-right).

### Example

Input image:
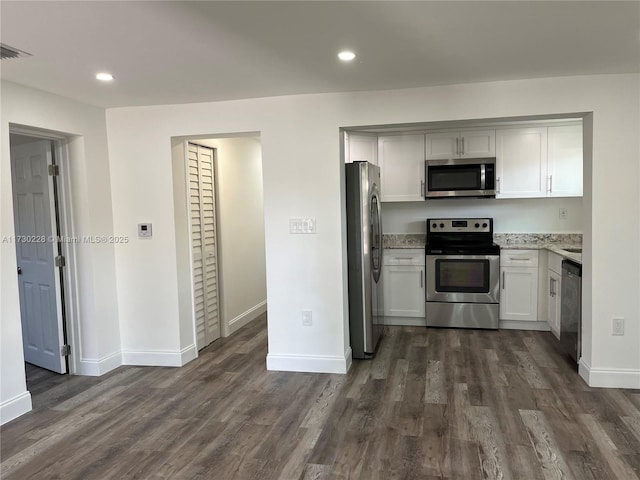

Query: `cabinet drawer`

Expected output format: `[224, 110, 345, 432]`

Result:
[500, 249, 539, 267]
[383, 249, 424, 266]
[548, 251, 563, 274]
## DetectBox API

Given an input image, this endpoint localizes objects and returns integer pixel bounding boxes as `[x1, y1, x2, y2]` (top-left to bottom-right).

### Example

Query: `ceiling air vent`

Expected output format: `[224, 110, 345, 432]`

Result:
[1, 43, 32, 60]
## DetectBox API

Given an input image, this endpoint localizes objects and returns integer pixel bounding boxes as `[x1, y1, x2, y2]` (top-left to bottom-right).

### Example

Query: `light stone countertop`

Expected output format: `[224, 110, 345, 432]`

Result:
[384, 233, 583, 264]
[497, 242, 582, 264]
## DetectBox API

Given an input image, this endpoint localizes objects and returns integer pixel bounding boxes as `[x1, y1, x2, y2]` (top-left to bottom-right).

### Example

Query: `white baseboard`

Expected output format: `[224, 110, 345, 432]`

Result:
[384, 317, 427, 327]
[227, 300, 267, 336]
[499, 320, 551, 331]
[78, 351, 122, 376]
[579, 358, 640, 389]
[180, 344, 198, 365]
[267, 348, 352, 374]
[0, 391, 32, 425]
[122, 345, 196, 368]
[344, 347, 353, 373]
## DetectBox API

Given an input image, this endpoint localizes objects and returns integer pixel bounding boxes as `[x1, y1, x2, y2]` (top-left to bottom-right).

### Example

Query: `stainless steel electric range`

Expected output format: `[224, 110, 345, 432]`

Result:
[425, 218, 500, 329]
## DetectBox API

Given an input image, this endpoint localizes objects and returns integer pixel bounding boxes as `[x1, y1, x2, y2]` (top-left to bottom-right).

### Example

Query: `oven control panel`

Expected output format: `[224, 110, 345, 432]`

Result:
[427, 218, 492, 233]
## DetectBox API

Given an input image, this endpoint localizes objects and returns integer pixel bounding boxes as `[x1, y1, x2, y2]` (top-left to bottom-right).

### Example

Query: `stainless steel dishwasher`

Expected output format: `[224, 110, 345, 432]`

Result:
[560, 259, 582, 364]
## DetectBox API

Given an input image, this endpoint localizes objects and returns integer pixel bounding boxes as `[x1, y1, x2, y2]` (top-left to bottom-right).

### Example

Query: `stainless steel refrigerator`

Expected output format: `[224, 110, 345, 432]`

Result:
[345, 161, 383, 359]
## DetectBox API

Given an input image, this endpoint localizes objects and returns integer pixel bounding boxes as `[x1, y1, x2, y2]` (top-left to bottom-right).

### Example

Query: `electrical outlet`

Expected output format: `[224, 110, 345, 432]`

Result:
[559, 208, 567, 220]
[302, 310, 312, 326]
[612, 317, 625, 336]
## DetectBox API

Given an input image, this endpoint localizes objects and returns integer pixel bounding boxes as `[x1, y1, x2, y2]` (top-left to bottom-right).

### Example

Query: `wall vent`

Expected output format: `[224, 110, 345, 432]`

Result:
[1, 43, 32, 60]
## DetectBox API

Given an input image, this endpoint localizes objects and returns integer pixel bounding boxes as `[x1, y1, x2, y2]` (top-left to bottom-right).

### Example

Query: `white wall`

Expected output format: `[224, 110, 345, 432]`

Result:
[107, 96, 352, 374]
[1, 81, 120, 424]
[105, 73, 639, 386]
[382, 197, 583, 234]
[195, 137, 267, 336]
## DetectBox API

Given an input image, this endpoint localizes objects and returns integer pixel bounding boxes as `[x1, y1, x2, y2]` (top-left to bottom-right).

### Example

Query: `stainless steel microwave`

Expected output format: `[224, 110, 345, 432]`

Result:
[425, 157, 496, 199]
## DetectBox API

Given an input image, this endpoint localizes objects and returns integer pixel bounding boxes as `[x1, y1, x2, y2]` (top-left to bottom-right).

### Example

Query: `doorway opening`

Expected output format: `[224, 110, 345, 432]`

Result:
[171, 133, 267, 357]
[9, 126, 79, 399]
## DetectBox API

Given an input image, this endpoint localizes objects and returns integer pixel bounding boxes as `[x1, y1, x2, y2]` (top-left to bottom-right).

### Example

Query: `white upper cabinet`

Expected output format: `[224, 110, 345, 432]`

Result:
[378, 134, 425, 202]
[426, 129, 495, 159]
[461, 130, 496, 158]
[495, 127, 548, 198]
[346, 133, 378, 165]
[425, 132, 457, 159]
[547, 124, 583, 197]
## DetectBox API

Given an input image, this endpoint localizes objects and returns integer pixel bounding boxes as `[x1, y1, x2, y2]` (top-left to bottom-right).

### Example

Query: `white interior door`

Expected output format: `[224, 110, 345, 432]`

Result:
[188, 143, 221, 350]
[10, 140, 66, 374]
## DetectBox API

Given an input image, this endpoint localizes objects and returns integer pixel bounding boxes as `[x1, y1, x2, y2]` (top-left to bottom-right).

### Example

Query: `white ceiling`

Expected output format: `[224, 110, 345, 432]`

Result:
[1, 1, 639, 108]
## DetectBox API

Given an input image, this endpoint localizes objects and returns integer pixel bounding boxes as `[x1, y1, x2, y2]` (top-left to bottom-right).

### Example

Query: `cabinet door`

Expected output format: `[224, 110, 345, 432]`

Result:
[383, 265, 425, 317]
[460, 129, 495, 158]
[496, 127, 548, 198]
[378, 135, 426, 202]
[500, 267, 538, 321]
[547, 269, 561, 338]
[348, 134, 378, 166]
[425, 132, 459, 159]
[548, 125, 583, 197]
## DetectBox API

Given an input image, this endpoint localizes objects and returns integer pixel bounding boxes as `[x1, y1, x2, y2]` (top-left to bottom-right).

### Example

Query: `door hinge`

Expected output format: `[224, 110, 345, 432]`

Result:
[55, 255, 66, 267]
[61, 344, 71, 356]
[48, 164, 60, 176]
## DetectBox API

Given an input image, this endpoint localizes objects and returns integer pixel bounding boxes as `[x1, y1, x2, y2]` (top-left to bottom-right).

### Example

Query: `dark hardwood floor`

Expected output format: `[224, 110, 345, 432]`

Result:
[2, 315, 639, 479]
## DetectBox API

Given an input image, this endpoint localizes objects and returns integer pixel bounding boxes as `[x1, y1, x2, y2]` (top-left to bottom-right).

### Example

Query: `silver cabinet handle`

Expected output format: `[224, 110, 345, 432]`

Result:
[420, 180, 425, 197]
[394, 257, 413, 260]
[549, 175, 553, 193]
[502, 271, 505, 289]
[461, 137, 465, 155]
[420, 270, 423, 288]
[496, 177, 501, 194]
[455, 137, 459, 156]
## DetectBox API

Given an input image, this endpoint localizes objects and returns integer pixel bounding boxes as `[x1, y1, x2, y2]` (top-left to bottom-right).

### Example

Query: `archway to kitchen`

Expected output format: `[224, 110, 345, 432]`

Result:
[170, 132, 267, 355]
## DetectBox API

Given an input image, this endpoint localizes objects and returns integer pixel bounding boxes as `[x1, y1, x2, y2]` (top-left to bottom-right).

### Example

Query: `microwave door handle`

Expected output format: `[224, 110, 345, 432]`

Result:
[480, 164, 486, 190]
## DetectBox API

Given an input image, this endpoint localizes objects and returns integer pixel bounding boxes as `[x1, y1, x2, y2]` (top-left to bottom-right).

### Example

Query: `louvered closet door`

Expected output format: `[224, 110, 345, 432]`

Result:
[188, 143, 221, 350]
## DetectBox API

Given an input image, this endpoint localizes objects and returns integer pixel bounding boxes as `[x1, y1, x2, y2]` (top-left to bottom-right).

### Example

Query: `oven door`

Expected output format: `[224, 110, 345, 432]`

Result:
[426, 254, 500, 303]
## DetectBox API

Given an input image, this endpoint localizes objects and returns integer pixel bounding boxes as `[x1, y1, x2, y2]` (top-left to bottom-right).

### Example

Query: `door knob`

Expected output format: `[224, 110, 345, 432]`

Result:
[17, 267, 22, 275]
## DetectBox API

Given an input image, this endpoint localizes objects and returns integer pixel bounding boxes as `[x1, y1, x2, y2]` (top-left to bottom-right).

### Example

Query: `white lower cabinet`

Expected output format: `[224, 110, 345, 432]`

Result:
[382, 249, 425, 324]
[500, 250, 539, 322]
[547, 251, 563, 338]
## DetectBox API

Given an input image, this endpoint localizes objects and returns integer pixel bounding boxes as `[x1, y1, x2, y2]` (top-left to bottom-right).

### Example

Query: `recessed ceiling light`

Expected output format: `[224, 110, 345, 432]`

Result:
[96, 72, 115, 81]
[338, 51, 356, 62]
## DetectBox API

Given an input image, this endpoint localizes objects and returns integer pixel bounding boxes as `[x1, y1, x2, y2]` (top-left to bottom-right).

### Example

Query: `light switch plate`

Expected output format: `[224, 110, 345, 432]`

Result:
[290, 218, 316, 234]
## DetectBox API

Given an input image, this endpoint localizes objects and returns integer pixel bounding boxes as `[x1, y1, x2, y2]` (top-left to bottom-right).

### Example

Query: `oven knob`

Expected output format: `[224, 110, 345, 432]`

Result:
[432, 223, 437, 229]
[439, 223, 444, 228]
[482, 223, 488, 228]
[475, 223, 480, 228]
